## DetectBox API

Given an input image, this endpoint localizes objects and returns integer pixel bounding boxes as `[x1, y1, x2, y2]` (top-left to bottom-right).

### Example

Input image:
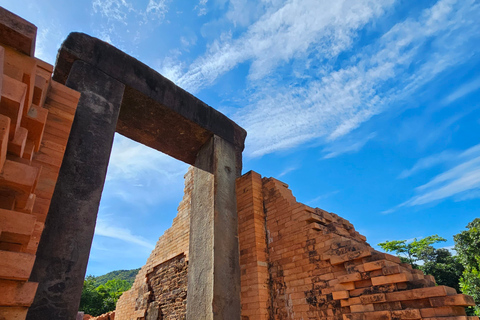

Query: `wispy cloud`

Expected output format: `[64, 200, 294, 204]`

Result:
[388, 143, 480, 211]
[178, 0, 395, 91]
[307, 190, 340, 206]
[443, 77, 480, 105]
[105, 134, 188, 206]
[95, 218, 155, 249]
[91, 0, 169, 47]
[398, 151, 456, 179]
[172, 0, 479, 158]
[107, 134, 187, 181]
[146, 0, 169, 19]
[323, 133, 376, 159]
[278, 166, 298, 178]
[195, 0, 208, 16]
[92, 0, 134, 24]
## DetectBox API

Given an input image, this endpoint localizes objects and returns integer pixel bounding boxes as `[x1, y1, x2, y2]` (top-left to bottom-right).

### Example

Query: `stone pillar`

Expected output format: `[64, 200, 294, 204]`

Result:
[187, 135, 241, 320]
[27, 61, 125, 320]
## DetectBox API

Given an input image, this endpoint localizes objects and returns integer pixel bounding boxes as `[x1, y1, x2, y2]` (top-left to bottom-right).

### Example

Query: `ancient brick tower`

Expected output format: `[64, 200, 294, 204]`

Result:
[115, 170, 479, 320]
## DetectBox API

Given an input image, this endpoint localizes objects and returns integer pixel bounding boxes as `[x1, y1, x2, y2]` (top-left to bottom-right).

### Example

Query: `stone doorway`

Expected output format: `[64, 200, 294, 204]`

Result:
[25, 32, 246, 320]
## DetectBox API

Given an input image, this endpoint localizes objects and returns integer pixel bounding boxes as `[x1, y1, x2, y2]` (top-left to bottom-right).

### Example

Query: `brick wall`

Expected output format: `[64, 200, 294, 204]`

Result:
[238, 171, 478, 320]
[115, 168, 193, 320]
[0, 7, 80, 319]
[116, 170, 478, 320]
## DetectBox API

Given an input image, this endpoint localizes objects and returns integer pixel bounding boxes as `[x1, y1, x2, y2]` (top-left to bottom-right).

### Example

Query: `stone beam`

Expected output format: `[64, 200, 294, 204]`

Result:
[188, 136, 241, 320]
[26, 61, 125, 320]
[53, 32, 246, 166]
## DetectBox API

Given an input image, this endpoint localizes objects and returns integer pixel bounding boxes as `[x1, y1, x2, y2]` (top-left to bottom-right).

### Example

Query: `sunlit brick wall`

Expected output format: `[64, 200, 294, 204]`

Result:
[114, 168, 193, 320]
[0, 6, 80, 319]
[237, 171, 478, 320]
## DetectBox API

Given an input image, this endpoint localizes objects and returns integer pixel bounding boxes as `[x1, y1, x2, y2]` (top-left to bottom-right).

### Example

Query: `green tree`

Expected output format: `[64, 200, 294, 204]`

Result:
[79, 277, 132, 316]
[98, 279, 132, 301]
[79, 276, 105, 316]
[454, 218, 480, 316]
[378, 235, 464, 292]
[378, 235, 446, 267]
[421, 248, 464, 292]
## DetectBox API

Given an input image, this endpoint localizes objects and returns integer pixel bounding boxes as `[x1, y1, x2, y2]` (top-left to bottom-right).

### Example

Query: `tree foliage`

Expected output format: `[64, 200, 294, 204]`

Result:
[92, 268, 140, 287]
[378, 235, 446, 266]
[454, 218, 480, 316]
[378, 235, 463, 292]
[421, 248, 463, 292]
[79, 276, 133, 316]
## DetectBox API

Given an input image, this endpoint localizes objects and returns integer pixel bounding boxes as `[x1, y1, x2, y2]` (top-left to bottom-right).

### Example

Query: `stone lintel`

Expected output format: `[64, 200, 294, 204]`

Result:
[27, 60, 125, 320]
[0, 6, 37, 57]
[52, 32, 246, 165]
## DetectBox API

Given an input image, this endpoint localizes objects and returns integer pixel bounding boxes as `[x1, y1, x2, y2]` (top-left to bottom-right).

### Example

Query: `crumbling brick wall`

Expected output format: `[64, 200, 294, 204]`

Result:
[115, 168, 193, 320]
[117, 170, 478, 319]
[0, 7, 80, 319]
[237, 171, 479, 320]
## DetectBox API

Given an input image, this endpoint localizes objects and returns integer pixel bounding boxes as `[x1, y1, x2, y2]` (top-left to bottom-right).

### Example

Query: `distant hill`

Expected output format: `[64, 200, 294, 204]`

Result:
[93, 268, 140, 287]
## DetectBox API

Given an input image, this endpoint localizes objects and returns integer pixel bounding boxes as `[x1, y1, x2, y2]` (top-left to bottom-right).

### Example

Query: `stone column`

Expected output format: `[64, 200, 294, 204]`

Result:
[27, 61, 125, 320]
[187, 135, 241, 320]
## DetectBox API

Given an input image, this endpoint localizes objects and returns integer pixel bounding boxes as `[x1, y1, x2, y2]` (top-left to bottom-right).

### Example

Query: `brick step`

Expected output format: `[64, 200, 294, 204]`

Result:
[0, 250, 35, 280]
[1, 74, 27, 137]
[0, 159, 39, 208]
[0, 208, 36, 247]
[0, 279, 38, 306]
[22, 104, 48, 152]
[7, 127, 27, 157]
[2, 44, 37, 112]
[0, 306, 28, 320]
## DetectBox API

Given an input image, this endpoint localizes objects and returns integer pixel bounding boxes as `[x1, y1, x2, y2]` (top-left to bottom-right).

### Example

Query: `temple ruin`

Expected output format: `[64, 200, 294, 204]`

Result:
[0, 6, 478, 320]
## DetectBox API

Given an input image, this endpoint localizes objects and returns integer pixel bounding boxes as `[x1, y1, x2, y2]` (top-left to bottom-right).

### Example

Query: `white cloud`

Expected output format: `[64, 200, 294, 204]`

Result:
[278, 166, 297, 177]
[195, 0, 208, 16]
[443, 77, 480, 105]
[146, 0, 168, 19]
[323, 133, 376, 159]
[155, 50, 186, 83]
[104, 134, 189, 207]
[95, 218, 155, 249]
[91, 0, 169, 49]
[178, 0, 395, 91]
[391, 143, 480, 209]
[307, 190, 340, 206]
[107, 134, 188, 182]
[398, 151, 456, 179]
[92, 0, 134, 23]
[174, 0, 479, 158]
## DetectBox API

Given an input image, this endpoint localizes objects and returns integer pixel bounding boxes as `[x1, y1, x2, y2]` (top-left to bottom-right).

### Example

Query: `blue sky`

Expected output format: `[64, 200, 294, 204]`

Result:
[3, 0, 479, 276]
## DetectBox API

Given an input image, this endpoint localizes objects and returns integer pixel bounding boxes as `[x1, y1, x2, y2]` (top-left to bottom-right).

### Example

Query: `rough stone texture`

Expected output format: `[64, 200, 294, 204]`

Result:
[187, 135, 241, 320]
[53, 32, 246, 168]
[115, 169, 193, 320]
[27, 61, 125, 320]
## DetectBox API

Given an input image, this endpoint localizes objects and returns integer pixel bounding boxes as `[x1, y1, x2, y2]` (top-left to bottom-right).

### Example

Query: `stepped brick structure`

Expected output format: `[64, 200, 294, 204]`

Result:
[115, 168, 193, 320]
[0, 7, 80, 320]
[114, 170, 478, 320]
